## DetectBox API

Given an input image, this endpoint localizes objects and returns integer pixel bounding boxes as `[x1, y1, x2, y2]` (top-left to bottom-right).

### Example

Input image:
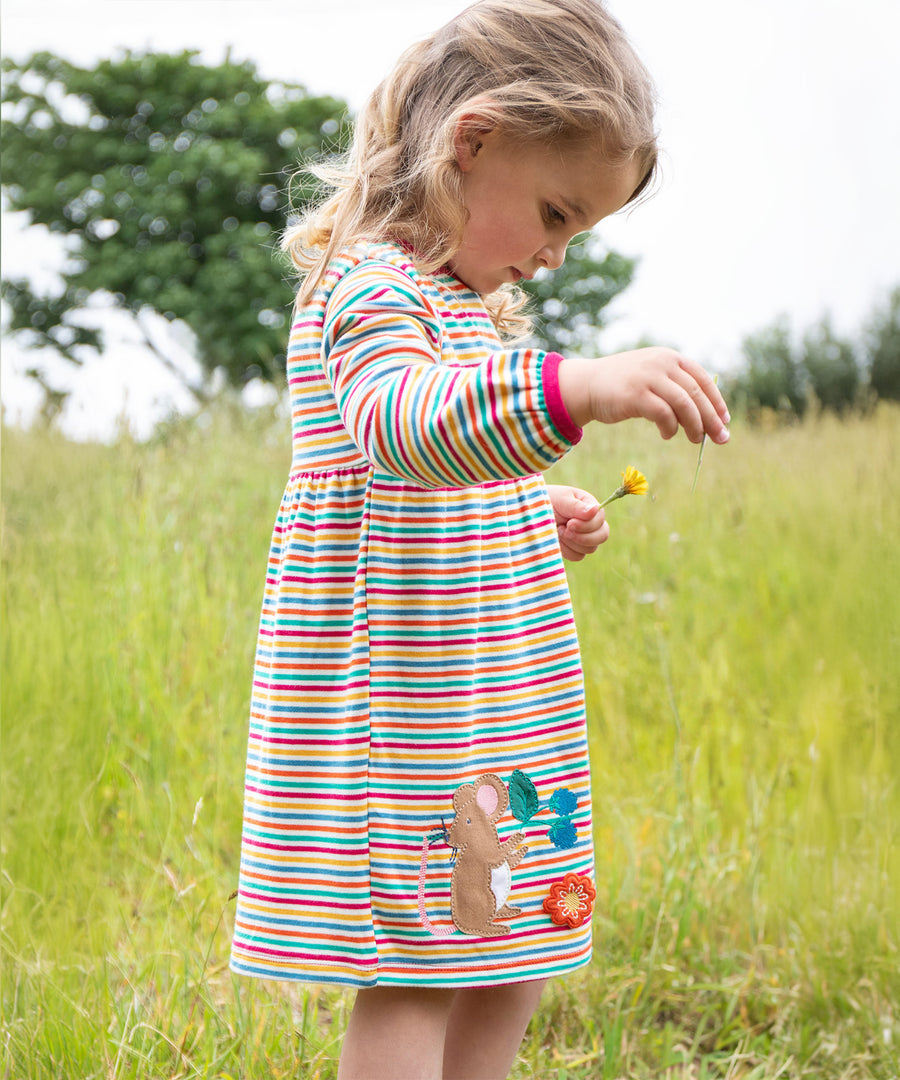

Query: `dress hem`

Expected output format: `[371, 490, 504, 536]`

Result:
[229, 945, 592, 990]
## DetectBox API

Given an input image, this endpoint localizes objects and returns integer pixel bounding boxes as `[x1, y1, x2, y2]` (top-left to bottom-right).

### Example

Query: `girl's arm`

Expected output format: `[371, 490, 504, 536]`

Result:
[557, 347, 730, 444]
[322, 261, 582, 488]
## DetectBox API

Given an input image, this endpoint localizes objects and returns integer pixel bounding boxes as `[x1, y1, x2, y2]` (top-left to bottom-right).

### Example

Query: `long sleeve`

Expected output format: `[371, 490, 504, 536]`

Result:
[321, 259, 581, 489]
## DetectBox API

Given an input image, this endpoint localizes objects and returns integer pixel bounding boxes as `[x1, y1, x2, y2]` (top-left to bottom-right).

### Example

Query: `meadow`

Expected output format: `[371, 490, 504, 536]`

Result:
[2, 401, 898, 1078]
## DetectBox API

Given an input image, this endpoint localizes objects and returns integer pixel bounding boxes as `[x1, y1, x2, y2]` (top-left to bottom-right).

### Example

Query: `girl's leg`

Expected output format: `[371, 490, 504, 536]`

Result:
[441, 979, 547, 1079]
[337, 985, 458, 1080]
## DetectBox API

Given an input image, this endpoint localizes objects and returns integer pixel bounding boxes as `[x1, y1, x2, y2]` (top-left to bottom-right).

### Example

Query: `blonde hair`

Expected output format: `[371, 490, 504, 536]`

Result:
[284, 0, 658, 335]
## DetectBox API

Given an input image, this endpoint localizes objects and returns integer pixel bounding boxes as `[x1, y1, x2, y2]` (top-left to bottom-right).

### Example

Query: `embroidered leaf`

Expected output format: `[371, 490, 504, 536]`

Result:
[547, 817, 578, 849]
[509, 769, 540, 823]
[548, 787, 578, 816]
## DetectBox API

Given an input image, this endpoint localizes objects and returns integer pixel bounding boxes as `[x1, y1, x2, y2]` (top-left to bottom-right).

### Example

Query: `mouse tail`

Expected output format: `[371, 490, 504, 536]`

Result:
[417, 832, 455, 937]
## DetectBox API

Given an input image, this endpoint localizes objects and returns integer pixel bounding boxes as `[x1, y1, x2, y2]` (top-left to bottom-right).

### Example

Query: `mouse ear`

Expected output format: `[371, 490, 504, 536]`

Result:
[453, 782, 475, 810]
[474, 773, 508, 821]
[476, 783, 498, 816]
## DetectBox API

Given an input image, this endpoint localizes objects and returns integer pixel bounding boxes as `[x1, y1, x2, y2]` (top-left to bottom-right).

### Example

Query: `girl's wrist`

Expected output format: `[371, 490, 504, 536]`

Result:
[542, 352, 583, 443]
[556, 357, 595, 428]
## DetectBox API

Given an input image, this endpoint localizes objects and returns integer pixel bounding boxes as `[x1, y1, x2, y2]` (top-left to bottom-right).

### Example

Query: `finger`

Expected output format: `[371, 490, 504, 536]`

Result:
[557, 529, 586, 561]
[564, 512, 608, 540]
[566, 503, 609, 529]
[564, 534, 606, 556]
[675, 359, 731, 441]
[639, 390, 679, 440]
[570, 490, 602, 520]
[678, 357, 731, 424]
[670, 367, 730, 443]
[552, 486, 600, 523]
[647, 368, 722, 444]
[663, 372, 712, 443]
[563, 518, 609, 553]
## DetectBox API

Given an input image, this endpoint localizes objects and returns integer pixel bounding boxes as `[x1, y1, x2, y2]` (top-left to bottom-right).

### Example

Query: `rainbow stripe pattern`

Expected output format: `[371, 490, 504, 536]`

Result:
[230, 241, 596, 987]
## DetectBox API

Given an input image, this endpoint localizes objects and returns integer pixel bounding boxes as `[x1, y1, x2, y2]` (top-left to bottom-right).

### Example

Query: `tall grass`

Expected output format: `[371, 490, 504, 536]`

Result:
[2, 402, 898, 1078]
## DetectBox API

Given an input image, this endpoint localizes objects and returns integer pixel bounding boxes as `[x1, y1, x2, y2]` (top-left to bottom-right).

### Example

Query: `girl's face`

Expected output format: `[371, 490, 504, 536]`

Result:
[450, 128, 642, 297]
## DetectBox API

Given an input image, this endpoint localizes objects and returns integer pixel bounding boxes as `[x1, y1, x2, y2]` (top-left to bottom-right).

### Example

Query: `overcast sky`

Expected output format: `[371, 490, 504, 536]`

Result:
[2, 0, 899, 439]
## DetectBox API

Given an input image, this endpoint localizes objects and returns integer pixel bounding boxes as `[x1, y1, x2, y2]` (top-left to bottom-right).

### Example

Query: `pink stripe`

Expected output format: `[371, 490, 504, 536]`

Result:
[365, 522, 555, 543]
[366, 567, 563, 598]
[541, 352, 583, 444]
[363, 618, 576, 645]
[370, 719, 587, 746]
[245, 736, 368, 749]
[239, 892, 370, 911]
[239, 944, 378, 965]
[369, 671, 580, 699]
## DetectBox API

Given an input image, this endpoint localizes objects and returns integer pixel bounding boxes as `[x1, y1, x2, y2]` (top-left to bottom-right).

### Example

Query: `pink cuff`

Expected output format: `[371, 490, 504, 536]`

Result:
[541, 352, 582, 445]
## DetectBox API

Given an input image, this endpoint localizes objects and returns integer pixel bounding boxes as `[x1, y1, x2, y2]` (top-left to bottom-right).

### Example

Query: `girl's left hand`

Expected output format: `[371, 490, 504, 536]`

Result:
[547, 485, 609, 562]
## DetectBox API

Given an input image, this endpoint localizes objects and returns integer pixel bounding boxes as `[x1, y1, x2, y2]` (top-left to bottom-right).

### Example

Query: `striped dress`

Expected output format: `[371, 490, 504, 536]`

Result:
[230, 240, 597, 988]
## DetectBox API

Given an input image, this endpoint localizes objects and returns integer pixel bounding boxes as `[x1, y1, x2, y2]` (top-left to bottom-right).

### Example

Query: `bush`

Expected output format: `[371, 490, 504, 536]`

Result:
[865, 287, 900, 403]
[728, 287, 898, 422]
[802, 316, 860, 416]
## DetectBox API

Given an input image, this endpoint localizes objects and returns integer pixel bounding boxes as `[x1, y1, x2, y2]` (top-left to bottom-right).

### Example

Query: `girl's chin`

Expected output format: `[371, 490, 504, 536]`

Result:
[446, 260, 507, 296]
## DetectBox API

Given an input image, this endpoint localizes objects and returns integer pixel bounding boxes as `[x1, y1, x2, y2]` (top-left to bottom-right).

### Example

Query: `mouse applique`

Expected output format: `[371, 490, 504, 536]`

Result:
[418, 772, 528, 938]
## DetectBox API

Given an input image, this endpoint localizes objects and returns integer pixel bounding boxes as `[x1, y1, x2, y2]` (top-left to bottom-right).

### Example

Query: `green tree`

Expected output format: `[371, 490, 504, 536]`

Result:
[865, 286, 900, 403]
[519, 241, 638, 356]
[802, 316, 860, 416]
[1, 50, 349, 396]
[733, 317, 807, 419]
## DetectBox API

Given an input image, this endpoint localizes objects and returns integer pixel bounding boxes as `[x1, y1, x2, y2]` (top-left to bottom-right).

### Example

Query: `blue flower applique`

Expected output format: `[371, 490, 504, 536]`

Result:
[508, 772, 578, 850]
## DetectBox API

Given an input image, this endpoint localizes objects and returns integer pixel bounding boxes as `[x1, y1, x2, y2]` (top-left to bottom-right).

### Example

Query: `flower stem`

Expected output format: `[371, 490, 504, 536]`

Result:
[598, 488, 625, 509]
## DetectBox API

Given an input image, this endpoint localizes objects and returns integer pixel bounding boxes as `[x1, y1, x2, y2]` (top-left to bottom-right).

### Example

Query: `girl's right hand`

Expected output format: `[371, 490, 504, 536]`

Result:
[558, 347, 730, 444]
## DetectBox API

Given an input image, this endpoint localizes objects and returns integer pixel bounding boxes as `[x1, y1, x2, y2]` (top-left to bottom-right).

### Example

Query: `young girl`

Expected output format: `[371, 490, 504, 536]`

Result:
[230, 1, 730, 1076]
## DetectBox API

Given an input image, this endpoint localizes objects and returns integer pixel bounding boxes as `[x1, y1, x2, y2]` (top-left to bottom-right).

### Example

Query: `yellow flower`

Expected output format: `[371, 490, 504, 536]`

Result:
[620, 465, 648, 496]
[599, 466, 649, 508]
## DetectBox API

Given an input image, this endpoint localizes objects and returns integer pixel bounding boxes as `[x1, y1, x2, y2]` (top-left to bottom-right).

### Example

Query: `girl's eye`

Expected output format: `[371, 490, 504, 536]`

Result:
[545, 205, 566, 225]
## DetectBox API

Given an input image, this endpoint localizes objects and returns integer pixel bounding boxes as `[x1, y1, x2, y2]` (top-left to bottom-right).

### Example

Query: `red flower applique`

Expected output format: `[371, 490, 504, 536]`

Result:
[543, 873, 596, 928]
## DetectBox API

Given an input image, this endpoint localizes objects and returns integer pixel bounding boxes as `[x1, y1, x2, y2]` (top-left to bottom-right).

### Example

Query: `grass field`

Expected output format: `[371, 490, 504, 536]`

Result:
[2, 401, 898, 1078]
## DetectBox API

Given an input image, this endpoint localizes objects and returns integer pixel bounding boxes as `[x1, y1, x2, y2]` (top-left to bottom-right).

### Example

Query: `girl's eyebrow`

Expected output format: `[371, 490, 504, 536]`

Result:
[557, 195, 588, 225]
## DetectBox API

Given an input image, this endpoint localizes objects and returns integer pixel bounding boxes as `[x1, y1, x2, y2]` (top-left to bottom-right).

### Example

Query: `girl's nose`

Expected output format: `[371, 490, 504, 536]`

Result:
[538, 241, 567, 271]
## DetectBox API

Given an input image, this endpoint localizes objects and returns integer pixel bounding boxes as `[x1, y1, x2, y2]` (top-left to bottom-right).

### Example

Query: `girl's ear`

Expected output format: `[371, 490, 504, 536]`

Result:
[453, 114, 495, 173]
